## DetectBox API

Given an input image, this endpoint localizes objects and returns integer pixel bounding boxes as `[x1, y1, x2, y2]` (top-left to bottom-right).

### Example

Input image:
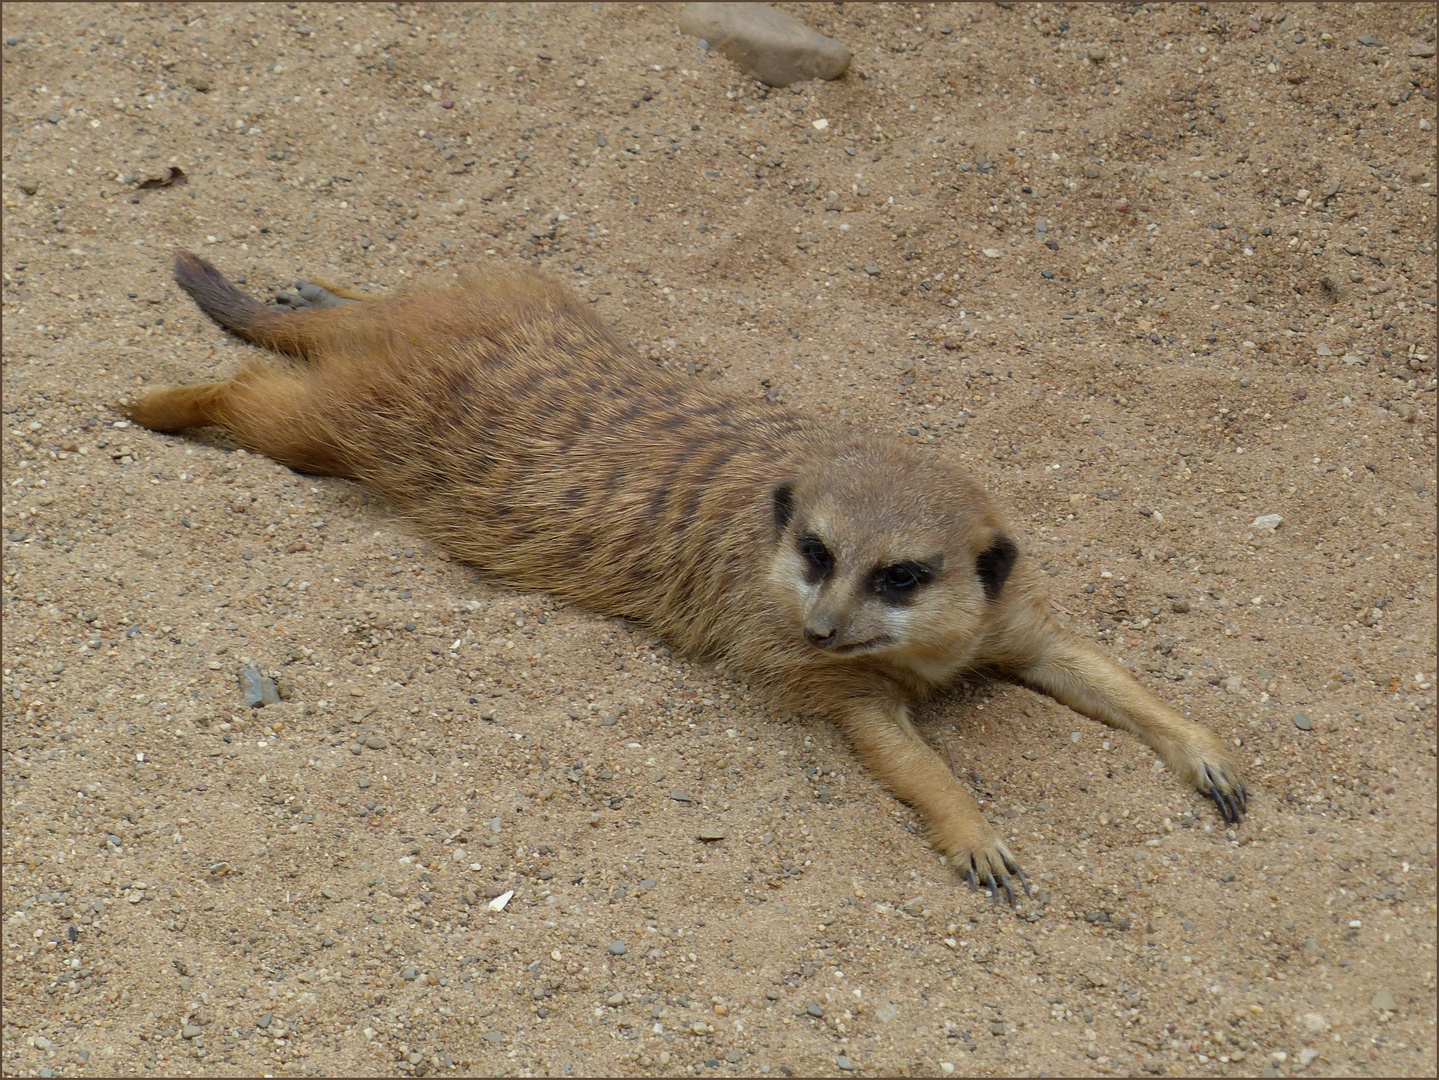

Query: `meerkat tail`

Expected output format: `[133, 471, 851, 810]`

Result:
[174, 250, 346, 360]
[173, 250, 285, 344]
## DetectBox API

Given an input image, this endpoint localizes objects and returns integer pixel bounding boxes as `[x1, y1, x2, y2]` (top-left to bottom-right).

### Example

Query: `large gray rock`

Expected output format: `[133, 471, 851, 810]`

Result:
[678, 3, 851, 87]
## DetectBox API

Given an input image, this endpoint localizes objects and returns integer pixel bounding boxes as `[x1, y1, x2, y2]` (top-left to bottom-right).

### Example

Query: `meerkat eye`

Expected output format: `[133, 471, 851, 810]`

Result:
[797, 535, 834, 580]
[873, 561, 933, 602]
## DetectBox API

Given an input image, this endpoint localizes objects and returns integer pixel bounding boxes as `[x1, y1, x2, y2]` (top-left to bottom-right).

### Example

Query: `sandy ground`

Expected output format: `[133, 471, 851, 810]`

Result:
[2, 2, 1436, 1077]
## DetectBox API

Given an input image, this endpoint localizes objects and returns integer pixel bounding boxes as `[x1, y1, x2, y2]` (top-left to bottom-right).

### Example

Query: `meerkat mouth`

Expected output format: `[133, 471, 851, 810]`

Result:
[830, 635, 896, 655]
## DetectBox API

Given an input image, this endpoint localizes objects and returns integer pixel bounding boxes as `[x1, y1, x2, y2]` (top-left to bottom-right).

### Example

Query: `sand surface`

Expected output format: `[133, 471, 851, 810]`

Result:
[2, 3, 1436, 1076]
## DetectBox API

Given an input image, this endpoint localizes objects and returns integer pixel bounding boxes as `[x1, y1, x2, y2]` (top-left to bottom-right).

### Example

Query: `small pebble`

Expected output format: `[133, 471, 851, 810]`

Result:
[402, 966, 419, 981]
[697, 827, 726, 842]
[1371, 988, 1398, 1011]
[364, 733, 389, 750]
[1292, 712, 1312, 731]
[181, 1024, 203, 1039]
[807, 1003, 824, 1017]
[1251, 514, 1283, 532]
[608, 940, 628, 955]
[238, 664, 281, 708]
[257, 1010, 273, 1029]
[836, 1056, 856, 1071]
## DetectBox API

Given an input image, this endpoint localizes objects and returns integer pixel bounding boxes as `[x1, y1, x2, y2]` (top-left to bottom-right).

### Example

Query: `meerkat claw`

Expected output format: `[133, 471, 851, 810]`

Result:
[1199, 763, 1248, 824]
[1209, 780, 1238, 824]
[1009, 862, 1033, 901]
[966, 867, 979, 893]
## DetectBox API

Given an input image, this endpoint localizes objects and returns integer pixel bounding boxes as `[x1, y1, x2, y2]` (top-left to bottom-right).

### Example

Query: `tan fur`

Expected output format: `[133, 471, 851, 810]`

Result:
[127, 253, 1247, 898]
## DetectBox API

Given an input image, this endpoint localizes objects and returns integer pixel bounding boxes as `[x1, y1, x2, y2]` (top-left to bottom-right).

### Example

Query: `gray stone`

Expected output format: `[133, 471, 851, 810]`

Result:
[239, 664, 281, 708]
[677, 3, 851, 87]
[181, 1024, 202, 1039]
[1371, 988, 1398, 1011]
[1292, 711, 1312, 731]
[836, 1056, 856, 1071]
[607, 940, 628, 955]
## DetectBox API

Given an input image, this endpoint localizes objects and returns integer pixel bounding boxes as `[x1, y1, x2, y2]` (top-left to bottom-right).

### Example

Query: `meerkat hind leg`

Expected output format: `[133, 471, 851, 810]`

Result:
[1015, 633, 1248, 823]
[274, 279, 367, 312]
[835, 698, 1030, 904]
[126, 364, 352, 476]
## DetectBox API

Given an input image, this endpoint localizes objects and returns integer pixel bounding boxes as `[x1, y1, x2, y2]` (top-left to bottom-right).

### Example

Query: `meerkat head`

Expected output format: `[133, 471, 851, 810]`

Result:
[767, 440, 1018, 668]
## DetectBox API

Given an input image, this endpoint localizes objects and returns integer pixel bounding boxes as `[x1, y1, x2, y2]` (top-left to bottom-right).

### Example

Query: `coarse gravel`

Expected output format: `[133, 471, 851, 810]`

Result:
[2, 3, 1435, 1078]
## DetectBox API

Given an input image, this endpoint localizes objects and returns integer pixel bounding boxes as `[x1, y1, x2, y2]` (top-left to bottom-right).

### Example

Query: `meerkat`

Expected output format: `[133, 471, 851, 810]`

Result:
[127, 252, 1247, 903]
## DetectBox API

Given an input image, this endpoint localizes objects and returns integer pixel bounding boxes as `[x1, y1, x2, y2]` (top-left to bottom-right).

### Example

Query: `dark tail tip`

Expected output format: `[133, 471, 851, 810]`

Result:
[173, 250, 269, 337]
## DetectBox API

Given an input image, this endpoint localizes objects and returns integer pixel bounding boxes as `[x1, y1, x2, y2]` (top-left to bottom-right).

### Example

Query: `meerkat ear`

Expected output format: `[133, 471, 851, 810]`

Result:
[772, 481, 796, 536]
[975, 534, 1018, 601]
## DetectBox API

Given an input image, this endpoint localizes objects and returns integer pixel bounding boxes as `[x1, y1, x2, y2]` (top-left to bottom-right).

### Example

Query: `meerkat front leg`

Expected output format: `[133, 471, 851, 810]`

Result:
[1014, 630, 1248, 823]
[831, 692, 1030, 903]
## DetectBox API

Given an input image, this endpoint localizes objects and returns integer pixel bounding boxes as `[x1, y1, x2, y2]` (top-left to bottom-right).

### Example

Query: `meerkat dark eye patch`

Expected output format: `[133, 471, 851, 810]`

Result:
[975, 535, 1018, 601]
[870, 561, 934, 605]
[772, 481, 796, 536]
[797, 535, 834, 581]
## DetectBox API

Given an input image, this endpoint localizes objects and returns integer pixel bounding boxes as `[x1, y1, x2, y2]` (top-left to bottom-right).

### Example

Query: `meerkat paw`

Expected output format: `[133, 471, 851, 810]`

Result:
[273, 280, 360, 312]
[1196, 754, 1248, 825]
[941, 834, 1031, 907]
[1167, 734, 1248, 824]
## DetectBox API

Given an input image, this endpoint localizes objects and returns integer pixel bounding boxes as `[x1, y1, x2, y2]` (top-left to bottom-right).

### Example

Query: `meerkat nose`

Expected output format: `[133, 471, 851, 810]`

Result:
[804, 625, 838, 648]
